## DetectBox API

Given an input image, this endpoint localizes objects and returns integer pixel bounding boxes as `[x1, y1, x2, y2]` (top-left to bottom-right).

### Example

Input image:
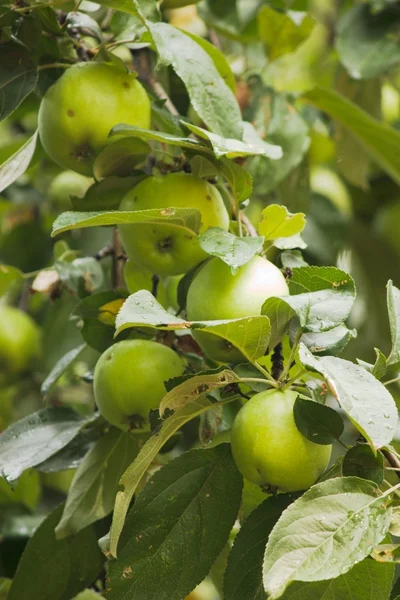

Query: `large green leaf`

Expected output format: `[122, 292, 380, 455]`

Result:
[0, 46, 38, 122]
[224, 496, 294, 600]
[0, 408, 92, 482]
[336, 3, 400, 79]
[56, 429, 143, 538]
[8, 505, 103, 600]
[302, 87, 400, 186]
[387, 280, 400, 366]
[278, 557, 394, 600]
[107, 445, 242, 600]
[51, 208, 201, 237]
[109, 396, 235, 557]
[263, 477, 392, 599]
[258, 7, 314, 61]
[0, 131, 38, 193]
[299, 345, 397, 450]
[115, 290, 271, 362]
[148, 22, 243, 139]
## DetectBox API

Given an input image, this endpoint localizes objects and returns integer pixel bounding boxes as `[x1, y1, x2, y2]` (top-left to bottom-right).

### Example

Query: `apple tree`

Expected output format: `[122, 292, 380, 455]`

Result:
[0, 0, 400, 598]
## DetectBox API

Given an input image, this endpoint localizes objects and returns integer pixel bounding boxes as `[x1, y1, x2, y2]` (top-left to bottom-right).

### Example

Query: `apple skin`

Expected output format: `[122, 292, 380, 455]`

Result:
[186, 256, 289, 363]
[163, 0, 201, 8]
[48, 170, 92, 209]
[0, 306, 41, 377]
[231, 389, 331, 492]
[94, 339, 185, 431]
[118, 172, 230, 276]
[123, 259, 168, 307]
[38, 62, 151, 175]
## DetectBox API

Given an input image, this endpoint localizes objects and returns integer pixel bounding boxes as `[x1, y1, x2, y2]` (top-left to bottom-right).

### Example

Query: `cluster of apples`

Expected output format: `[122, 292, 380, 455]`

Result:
[36, 61, 330, 493]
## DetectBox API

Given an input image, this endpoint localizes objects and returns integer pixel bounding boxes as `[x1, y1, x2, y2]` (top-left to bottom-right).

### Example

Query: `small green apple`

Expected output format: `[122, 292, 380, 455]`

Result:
[231, 389, 331, 492]
[48, 170, 92, 209]
[123, 259, 168, 307]
[186, 256, 289, 363]
[118, 172, 230, 276]
[0, 306, 41, 377]
[94, 339, 185, 430]
[38, 62, 151, 175]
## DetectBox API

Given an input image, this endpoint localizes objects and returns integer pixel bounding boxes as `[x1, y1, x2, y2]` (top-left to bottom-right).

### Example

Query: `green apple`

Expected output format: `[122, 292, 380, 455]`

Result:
[374, 201, 400, 256]
[0, 306, 41, 377]
[118, 172, 230, 276]
[38, 62, 151, 175]
[123, 259, 168, 307]
[186, 256, 289, 363]
[48, 170, 92, 209]
[94, 339, 185, 430]
[165, 274, 183, 311]
[231, 389, 331, 492]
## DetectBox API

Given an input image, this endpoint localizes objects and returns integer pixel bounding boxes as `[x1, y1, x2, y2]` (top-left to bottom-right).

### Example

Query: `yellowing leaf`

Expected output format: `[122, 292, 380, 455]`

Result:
[98, 299, 125, 326]
[258, 204, 306, 241]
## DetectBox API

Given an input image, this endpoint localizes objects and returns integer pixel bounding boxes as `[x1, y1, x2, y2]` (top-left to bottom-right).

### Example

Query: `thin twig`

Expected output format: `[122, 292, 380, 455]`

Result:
[240, 212, 257, 237]
[382, 448, 400, 481]
[112, 228, 124, 289]
[94, 244, 114, 261]
[136, 49, 179, 116]
[384, 375, 400, 387]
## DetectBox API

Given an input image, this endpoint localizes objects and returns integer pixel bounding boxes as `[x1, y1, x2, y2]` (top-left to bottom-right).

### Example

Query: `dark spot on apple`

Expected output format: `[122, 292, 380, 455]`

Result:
[123, 82, 130, 89]
[158, 237, 173, 252]
[206, 195, 212, 201]
[67, 109, 74, 117]
[129, 414, 145, 430]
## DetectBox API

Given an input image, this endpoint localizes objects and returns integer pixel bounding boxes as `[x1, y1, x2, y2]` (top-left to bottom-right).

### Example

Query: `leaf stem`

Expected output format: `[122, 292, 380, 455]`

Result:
[240, 377, 277, 388]
[280, 368, 307, 391]
[383, 375, 400, 387]
[279, 326, 303, 382]
[38, 63, 73, 71]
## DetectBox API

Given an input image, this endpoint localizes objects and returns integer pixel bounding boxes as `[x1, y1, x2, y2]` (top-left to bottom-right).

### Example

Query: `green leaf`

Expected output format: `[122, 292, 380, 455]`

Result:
[342, 445, 384, 486]
[258, 204, 306, 241]
[218, 158, 253, 202]
[298, 345, 398, 450]
[159, 368, 239, 416]
[147, 22, 243, 140]
[278, 556, 394, 600]
[109, 396, 234, 557]
[181, 30, 236, 93]
[65, 11, 103, 41]
[281, 250, 308, 269]
[0, 46, 38, 122]
[0, 264, 23, 296]
[8, 505, 103, 600]
[302, 87, 400, 186]
[107, 445, 242, 600]
[41, 344, 87, 397]
[224, 495, 294, 600]
[92, 137, 150, 179]
[199, 228, 264, 271]
[387, 280, 400, 366]
[248, 93, 310, 195]
[336, 3, 400, 80]
[71, 175, 144, 211]
[263, 477, 391, 599]
[293, 397, 344, 445]
[184, 121, 282, 160]
[261, 296, 296, 350]
[0, 578, 11, 599]
[73, 289, 129, 353]
[51, 207, 201, 237]
[0, 130, 38, 193]
[300, 324, 356, 356]
[115, 290, 271, 362]
[55, 429, 144, 538]
[55, 257, 104, 295]
[110, 123, 205, 151]
[258, 7, 315, 61]
[0, 408, 91, 482]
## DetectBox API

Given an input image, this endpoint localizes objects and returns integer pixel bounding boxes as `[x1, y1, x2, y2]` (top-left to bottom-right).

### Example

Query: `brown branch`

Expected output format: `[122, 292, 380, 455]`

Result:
[136, 49, 179, 116]
[240, 212, 258, 237]
[382, 448, 400, 481]
[112, 228, 124, 289]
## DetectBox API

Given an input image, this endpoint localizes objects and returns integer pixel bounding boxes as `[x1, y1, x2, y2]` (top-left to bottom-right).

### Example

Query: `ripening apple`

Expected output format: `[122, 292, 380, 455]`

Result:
[123, 259, 168, 307]
[231, 389, 331, 492]
[118, 172, 230, 276]
[38, 62, 151, 175]
[0, 306, 41, 378]
[93, 339, 185, 430]
[48, 170, 92, 208]
[186, 256, 289, 363]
